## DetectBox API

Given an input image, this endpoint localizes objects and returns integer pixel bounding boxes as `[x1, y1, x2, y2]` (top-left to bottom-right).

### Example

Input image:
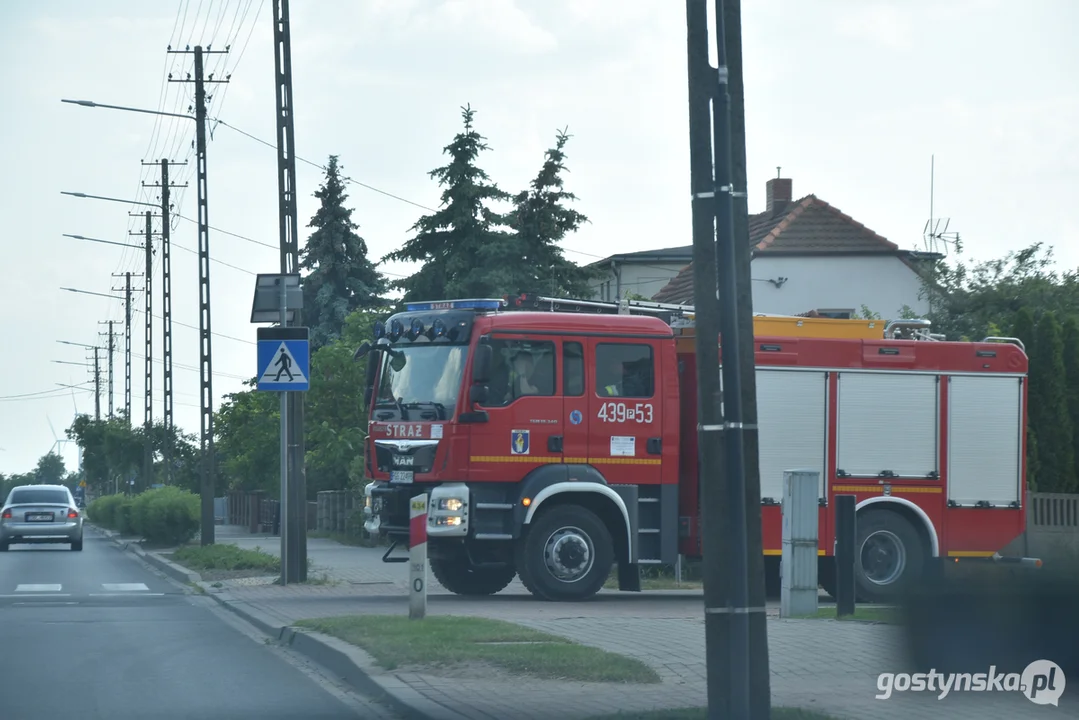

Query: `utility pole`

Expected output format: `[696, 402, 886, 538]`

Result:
[169, 44, 228, 543]
[719, 0, 771, 714]
[273, 0, 307, 582]
[112, 271, 143, 425]
[93, 347, 101, 421]
[685, 2, 734, 716]
[98, 320, 120, 417]
[142, 211, 154, 489]
[143, 158, 187, 484]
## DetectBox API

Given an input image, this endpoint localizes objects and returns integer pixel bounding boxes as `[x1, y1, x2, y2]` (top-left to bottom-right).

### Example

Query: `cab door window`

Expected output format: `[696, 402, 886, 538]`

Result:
[595, 343, 654, 398]
[479, 339, 556, 407]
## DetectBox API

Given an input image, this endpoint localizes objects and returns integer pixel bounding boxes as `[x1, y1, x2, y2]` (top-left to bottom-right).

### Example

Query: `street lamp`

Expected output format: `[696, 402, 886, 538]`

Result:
[63, 84, 216, 521]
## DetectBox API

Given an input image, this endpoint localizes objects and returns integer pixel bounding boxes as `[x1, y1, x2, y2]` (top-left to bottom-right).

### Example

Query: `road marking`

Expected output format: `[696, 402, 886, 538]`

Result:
[88, 593, 165, 597]
[16, 584, 62, 592]
[0, 593, 72, 598]
[101, 583, 150, 592]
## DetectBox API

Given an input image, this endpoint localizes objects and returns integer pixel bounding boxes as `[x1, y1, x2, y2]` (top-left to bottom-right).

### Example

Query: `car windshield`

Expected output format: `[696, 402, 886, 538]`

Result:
[9, 487, 69, 505]
[375, 345, 467, 420]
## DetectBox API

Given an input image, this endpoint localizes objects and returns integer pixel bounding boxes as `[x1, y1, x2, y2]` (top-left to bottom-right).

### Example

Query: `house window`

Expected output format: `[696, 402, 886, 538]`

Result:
[813, 308, 856, 319]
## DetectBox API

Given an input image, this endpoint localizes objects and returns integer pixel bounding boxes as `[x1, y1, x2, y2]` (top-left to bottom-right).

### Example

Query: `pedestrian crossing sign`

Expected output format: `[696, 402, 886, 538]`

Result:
[256, 327, 310, 392]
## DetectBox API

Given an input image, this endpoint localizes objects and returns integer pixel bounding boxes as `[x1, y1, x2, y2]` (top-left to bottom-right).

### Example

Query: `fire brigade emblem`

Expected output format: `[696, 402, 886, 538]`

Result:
[511, 429, 530, 455]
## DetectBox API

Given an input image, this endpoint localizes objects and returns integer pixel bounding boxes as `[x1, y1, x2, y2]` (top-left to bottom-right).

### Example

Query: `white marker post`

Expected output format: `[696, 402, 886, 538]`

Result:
[409, 493, 428, 620]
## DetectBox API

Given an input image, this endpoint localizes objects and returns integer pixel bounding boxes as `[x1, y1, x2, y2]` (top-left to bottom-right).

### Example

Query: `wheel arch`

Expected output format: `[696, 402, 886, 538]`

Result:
[523, 483, 632, 564]
[856, 496, 939, 558]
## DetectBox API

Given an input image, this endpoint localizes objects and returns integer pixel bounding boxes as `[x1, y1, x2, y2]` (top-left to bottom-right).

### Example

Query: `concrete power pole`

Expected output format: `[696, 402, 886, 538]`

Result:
[112, 271, 143, 425]
[168, 43, 229, 542]
[98, 320, 120, 417]
[142, 210, 154, 489]
[93, 347, 101, 421]
[273, 0, 308, 582]
[143, 158, 186, 484]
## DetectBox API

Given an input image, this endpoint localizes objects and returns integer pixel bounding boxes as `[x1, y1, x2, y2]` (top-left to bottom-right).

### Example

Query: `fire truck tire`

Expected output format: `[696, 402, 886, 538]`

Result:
[515, 504, 614, 602]
[429, 558, 517, 596]
[854, 510, 925, 603]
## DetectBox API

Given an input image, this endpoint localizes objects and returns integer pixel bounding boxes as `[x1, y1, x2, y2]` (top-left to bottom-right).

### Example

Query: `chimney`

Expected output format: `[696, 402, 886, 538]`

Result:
[766, 175, 792, 217]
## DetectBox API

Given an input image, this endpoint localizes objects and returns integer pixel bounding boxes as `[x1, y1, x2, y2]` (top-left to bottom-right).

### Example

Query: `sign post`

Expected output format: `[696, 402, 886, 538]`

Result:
[409, 493, 428, 620]
[256, 324, 309, 586]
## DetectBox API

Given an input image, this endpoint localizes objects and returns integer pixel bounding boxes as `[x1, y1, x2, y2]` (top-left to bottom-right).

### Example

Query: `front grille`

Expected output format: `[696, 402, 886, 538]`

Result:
[372, 483, 431, 534]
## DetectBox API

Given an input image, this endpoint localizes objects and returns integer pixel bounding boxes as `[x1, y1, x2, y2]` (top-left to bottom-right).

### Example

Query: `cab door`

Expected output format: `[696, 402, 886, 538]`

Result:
[468, 335, 563, 481]
[586, 338, 663, 485]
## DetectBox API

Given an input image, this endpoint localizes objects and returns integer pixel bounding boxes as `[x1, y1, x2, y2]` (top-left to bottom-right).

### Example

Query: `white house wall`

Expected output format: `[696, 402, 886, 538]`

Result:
[589, 262, 687, 302]
[750, 255, 929, 319]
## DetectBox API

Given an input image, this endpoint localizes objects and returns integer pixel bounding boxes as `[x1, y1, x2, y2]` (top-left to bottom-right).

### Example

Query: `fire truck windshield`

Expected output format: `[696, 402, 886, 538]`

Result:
[374, 344, 467, 420]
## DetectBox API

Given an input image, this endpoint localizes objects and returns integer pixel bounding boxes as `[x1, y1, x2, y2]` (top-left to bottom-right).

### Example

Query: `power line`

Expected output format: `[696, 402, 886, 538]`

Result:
[0, 386, 94, 402]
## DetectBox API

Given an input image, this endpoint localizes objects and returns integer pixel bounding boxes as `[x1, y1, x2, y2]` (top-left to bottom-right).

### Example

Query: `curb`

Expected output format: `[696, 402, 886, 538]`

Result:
[93, 523, 450, 720]
[209, 594, 463, 720]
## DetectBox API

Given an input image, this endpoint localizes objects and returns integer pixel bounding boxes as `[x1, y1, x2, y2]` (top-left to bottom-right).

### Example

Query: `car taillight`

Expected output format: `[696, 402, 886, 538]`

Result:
[68, 508, 79, 518]
[1, 510, 10, 519]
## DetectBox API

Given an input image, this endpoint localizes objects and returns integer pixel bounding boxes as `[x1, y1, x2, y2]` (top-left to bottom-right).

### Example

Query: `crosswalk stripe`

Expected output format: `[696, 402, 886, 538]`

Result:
[16, 584, 62, 592]
[101, 583, 150, 592]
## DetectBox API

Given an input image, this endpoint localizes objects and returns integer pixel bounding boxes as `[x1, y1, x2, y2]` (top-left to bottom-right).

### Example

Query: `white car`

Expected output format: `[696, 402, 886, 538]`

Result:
[0, 485, 84, 551]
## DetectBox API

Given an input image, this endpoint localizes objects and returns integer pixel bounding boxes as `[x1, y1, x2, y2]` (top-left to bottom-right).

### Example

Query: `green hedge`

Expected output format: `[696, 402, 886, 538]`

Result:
[87, 487, 201, 546]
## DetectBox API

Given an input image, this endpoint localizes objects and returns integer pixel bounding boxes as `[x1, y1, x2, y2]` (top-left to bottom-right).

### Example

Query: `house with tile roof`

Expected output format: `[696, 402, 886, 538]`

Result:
[585, 245, 695, 303]
[651, 176, 939, 319]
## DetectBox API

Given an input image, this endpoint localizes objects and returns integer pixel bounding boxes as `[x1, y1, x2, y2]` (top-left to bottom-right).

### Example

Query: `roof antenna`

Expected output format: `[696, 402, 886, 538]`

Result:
[776, 166, 781, 178]
[921, 154, 961, 256]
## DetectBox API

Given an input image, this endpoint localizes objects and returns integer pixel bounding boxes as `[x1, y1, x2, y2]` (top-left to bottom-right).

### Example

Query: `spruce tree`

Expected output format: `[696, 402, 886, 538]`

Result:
[503, 128, 600, 298]
[1029, 312, 1077, 492]
[1062, 316, 1079, 486]
[386, 105, 514, 301]
[300, 155, 388, 350]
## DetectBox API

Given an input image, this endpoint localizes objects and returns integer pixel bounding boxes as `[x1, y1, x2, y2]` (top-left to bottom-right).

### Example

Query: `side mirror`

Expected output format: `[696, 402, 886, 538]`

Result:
[353, 341, 372, 361]
[473, 343, 493, 384]
[469, 384, 489, 405]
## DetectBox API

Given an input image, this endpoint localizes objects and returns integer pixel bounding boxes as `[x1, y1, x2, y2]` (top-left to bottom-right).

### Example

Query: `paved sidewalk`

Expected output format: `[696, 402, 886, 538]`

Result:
[191, 526, 1077, 720]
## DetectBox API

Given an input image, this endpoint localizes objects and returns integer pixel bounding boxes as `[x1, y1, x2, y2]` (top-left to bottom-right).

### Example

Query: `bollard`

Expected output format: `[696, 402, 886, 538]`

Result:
[409, 493, 428, 620]
[780, 470, 819, 618]
[834, 494, 857, 617]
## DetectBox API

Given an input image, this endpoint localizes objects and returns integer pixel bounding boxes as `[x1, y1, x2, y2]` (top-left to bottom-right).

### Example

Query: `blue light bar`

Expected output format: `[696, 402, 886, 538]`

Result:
[405, 298, 505, 312]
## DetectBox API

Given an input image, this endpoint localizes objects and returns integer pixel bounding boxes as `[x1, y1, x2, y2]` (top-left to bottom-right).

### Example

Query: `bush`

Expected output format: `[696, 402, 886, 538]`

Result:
[86, 487, 200, 546]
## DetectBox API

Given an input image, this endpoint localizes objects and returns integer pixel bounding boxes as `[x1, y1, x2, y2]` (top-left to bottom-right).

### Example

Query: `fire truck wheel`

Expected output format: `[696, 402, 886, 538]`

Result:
[854, 510, 925, 603]
[515, 504, 614, 602]
[429, 558, 518, 596]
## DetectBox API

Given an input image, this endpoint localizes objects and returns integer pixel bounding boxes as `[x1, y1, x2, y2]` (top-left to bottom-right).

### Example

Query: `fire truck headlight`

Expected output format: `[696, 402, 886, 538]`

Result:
[436, 498, 464, 512]
[432, 516, 462, 527]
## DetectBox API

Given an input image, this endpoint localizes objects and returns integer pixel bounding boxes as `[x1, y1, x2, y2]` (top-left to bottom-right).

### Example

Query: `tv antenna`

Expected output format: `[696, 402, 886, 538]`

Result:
[922, 154, 962, 256]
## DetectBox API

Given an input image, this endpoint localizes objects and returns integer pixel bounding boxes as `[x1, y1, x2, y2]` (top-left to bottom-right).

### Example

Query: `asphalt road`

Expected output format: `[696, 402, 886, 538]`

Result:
[0, 528, 399, 720]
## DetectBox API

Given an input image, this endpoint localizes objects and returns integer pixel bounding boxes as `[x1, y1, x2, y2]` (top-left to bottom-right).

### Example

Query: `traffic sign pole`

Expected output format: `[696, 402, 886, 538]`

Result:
[255, 323, 309, 587]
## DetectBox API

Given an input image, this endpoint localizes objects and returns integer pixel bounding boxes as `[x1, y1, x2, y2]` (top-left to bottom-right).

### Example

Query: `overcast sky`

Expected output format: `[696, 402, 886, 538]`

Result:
[0, 0, 1075, 476]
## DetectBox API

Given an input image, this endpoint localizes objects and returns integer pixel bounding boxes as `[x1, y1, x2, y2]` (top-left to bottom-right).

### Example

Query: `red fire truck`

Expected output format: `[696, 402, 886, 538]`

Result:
[360, 293, 1034, 602]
